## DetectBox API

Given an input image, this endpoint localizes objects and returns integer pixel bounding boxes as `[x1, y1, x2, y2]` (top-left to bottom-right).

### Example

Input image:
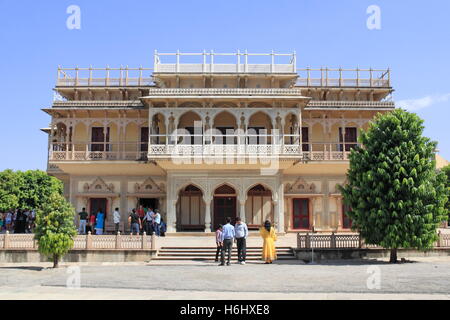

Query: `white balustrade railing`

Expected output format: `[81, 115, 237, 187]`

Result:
[48, 139, 360, 161]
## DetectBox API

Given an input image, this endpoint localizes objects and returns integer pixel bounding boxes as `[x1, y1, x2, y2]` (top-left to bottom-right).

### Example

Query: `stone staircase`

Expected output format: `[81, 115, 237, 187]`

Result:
[154, 246, 296, 261]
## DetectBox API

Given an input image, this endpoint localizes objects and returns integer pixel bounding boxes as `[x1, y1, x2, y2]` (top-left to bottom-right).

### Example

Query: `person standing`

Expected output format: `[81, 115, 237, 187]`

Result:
[113, 207, 121, 234]
[153, 209, 161, 236]
[5, 210, 12, 232]
[215, 224, 223, 262]
[129, 209, 141, 235]
[95, 209, 105, 235]
[88, 212, 96, 234]
[234, 217, 248, 265]
[144, 207, 154, 235]
[78, 208, 88, 234]
[159, 218, 167, 237]
[260, 220, 277, 264]
[137, 205, 145, 233]
[219, 217, 235, 266]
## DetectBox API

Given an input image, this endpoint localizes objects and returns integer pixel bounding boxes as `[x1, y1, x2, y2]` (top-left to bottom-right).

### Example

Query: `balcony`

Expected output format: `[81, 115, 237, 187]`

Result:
[48, 137, 358, 162]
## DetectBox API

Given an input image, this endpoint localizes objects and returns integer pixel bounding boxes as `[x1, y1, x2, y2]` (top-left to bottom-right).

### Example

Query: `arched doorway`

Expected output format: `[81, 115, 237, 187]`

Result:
[213, 184, 237, 230]
[245, 184, 273, 229]
[177, 185, 205, 231]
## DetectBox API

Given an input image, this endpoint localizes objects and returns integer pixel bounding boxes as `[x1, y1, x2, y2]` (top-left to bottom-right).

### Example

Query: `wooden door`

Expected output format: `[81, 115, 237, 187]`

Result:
[293, 198, 310, 229]
[213, 196, 236, 230]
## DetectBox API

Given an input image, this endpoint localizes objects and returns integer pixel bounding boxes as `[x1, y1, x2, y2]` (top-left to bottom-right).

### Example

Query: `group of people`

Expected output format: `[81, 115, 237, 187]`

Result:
[215, 217, 277, 265]
[78, 206, 167, 236]
[128, 206, 166, 236]
[0, 209, 36, 234]
[78, 208, 105, 235]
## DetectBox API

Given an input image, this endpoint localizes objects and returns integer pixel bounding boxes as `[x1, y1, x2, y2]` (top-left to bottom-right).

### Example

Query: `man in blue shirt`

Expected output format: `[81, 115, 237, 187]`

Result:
[234, 217, 248, 265]
[219, 217, 235, 266]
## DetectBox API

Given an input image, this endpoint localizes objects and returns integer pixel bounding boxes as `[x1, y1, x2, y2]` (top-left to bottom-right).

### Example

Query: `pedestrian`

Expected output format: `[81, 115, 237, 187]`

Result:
[234, 217, 248, 265]
[144, 207, 154, 235]
[219, 217, 235, 266]
[95, 209, 105, 235]
[88, 212, 96, 234]
[78, 207, 88, 234]
[5, 210, 13, 232]
[137, 205, 145, 233]
[159, 218, 167, 237]
[113, 207, 121, 234]
[128, 209, 141, 235]
[260, 220, 277, 264]
[215, 224, 223, 262]
[153, 209, 161, 236]
[29, 209, 36, 233]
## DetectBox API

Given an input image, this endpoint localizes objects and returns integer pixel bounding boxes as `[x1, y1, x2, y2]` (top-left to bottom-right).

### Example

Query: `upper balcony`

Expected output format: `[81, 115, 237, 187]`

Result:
[153, 50, 297, 74]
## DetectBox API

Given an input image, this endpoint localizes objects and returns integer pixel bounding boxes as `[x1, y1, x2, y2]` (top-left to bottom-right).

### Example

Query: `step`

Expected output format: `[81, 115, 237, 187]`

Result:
[153, 256, 297, 261]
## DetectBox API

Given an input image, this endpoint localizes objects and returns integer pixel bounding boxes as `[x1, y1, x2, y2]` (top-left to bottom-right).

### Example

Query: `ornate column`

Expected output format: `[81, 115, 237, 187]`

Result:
[166, 198, 177, 233]
[204, 195, 212, 233]
[239, 199, 246, 223]
[277, 183, 285, 233]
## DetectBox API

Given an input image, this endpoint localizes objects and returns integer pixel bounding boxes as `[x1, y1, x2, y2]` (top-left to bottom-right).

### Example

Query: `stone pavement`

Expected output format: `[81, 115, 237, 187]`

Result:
[1, 256, 450, 300]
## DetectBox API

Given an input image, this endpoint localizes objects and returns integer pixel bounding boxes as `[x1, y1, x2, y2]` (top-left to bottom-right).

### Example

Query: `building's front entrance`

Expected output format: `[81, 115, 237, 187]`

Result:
[213, 185, 237, 230]
[89, 198, 107, 216]
[292, 198, 310, 230]
[139, 198, 158, 211]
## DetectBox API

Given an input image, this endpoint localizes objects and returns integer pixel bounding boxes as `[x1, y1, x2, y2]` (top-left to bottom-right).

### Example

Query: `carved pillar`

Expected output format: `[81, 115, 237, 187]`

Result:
[166, 198, 177, 233]
[239, 199, 246, 223]
[204, 196, 212, 233]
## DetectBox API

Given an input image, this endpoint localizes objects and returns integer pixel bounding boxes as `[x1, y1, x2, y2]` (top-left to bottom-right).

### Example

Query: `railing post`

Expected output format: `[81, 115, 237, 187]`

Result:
[4, 231, 9, 249]
[115, 231, 121, 249]
[151, 233, 156, 250]
[437, 230, 442, 247]
[331, 232, 336, 248]
[305, 232, 310, 249]
[142, 232, 147, 249]
[86, 231, 92, 249]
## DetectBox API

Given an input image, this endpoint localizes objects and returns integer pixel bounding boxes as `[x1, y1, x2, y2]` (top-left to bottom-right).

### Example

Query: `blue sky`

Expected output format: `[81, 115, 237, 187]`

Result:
[0, 0, 449, 170]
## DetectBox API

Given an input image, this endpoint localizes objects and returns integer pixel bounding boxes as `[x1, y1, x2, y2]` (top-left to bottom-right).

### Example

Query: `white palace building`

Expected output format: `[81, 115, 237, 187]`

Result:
[43, 50, 395, 234]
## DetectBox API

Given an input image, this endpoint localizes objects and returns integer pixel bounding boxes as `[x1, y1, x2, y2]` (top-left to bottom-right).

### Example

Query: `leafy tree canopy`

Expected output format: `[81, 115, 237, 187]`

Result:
[339, 109, 448, 259]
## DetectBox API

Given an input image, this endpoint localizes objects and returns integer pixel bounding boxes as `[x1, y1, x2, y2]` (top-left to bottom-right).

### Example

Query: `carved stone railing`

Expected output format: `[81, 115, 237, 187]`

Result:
[0, 232, 156, 250]
[306, 100, 395, 109]
[297, 232, 450, 249]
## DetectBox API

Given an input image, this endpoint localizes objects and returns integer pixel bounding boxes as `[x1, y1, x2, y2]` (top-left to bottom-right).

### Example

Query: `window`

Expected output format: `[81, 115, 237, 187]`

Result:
[215, 127, 236, 145]
[91, 127, 110, 152]
[248, 127, 268, 145]
[342, 204, 353, 229]
[339, 127, 357, 151]
[140, 127, 149, 152]
[302, 127, 309, 151]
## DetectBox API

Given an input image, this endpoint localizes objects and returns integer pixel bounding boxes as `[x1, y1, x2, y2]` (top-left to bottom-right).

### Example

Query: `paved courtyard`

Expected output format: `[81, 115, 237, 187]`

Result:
[1, 256, 450, 299]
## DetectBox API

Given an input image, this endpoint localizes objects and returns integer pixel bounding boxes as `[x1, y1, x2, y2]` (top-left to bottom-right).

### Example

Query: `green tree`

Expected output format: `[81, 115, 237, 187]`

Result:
[339, 109, 448, 263]
[34, 193, 77, 268]
[442, 164, 450, 218]
[0, 169, 63, 212]
[0, 169, 22, 212]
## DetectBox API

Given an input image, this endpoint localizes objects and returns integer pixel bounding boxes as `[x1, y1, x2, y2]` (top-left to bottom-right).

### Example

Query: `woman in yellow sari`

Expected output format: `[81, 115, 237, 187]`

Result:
[260, 220, 277, 264]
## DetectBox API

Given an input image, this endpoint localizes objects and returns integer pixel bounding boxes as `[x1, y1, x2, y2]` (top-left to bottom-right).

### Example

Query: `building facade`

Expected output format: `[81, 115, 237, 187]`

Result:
[43, 51, 394, 234]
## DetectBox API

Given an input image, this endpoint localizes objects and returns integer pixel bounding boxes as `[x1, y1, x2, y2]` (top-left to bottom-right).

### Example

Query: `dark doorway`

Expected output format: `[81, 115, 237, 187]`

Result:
[213, 196, 236, 230]
[139, 198, 158, 211]
[90, 198, 107, 216]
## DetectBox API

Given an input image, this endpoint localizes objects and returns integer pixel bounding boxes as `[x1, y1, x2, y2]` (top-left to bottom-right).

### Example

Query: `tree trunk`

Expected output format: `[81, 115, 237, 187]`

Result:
[389, 248, 397, 263]
[53, 255, 59, 268]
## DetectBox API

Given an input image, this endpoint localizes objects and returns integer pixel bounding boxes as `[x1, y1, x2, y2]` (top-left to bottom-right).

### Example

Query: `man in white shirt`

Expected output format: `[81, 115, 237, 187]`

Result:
[113, 207, 121, 234]
[152, 209, 161, 236]
[234, 216, 248, 265]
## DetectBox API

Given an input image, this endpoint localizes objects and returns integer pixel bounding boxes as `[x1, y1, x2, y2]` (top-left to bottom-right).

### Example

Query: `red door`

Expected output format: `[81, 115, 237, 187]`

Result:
[293, 198, 310, 229]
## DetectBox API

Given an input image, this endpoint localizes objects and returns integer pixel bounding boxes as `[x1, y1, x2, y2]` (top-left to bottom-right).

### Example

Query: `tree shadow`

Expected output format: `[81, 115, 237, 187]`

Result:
[0, 266, 46, 271]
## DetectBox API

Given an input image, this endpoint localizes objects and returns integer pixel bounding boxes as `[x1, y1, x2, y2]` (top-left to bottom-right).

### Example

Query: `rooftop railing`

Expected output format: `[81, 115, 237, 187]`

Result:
[56, 66, 154, 87]
[296, 67, 390, 88]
